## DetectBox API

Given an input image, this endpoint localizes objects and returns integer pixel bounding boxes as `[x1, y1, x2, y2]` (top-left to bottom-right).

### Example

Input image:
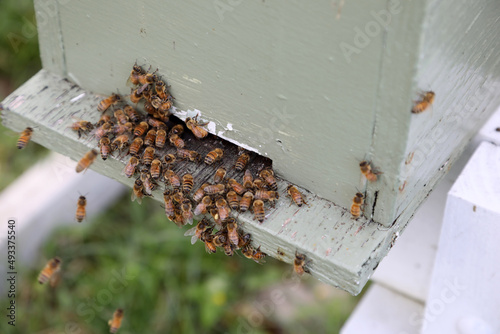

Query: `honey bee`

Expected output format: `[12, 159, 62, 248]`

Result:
[142, 146, 155, 165]
[155, 129, 167, 148]
[147, 117, 167, 129]
[150, 95, 167, 110]
[260, 169, 277, 191]
[213, 167, 226, 184]
[228, 178, 245, 195]
[351, 192, 364, 219]
[186, 116, 208, 139]
[97, 114, 111, 127]
[140, 170, 157, 195]
[238, 233, 251, 249]
[184, 218, 211, 244]
[155, 80, 171, 100]
[131, 179, 144, 204]
[98, 137, 111, 160]
[412, 91, 435, 114]
[108, 308, 124, 334]
[180, 199, 194, 225]
[209, 207, 222, 226]
[164, 169, 181, 189]
[143, 100, 156, 115]
[133, 121, 149, 137]
[124, 105, 142, 123]
[76, 149, 98, 173]
[128, 137, 143, 156]
[137, 69, 157, 85]
[144, 129, 157, 146]
[191, 184, 207, 202]
[255, 190, 280, 207]
[129, 87, 143, 104]
[223, 240, 235, 256]
[294, 251, 309, 276]
[114, 109, 129, 125]
[201, 229, 217, 254]
[172, 190, 184, 204]
[213, 230, 228, 248]
[359, 161, 381, 182]
[158, 98, 173, 114]
[226, 191, 240, 210]
[215, 197, 231, 222]
[253, 178, 267, 190]
[239, 191, 254, 212]
[97, 93, 120, 112]
[38, 257, 62, 285]
[253, 199, 265, 223]
[176, 149, 200, 162]
[226, 218, 239, 246]
[163, 189, 175, 218]
[113, 122, 133, 135]
[243, 169, 253, 189]
[150, 159, 162, 179]
[16, 127, 33, 149]
[111, 134, 130, 151]
[169, 134, 185, 149]
[252, 246, 266, 264]
[70, 121, 94, 138]
[203, 183, 225, 196]
[170, 124, 184, 137]
[163, 154, 176, 167]
[194, 196, 212, 215]
[182, 173, 194, 193]
[235, 153, 250, 171]
[94, 122, 113, 141]
[75, 195, 87, 222]
[205, 148, 223, 165]
[287, 185, 306, 207]
[129, 63, 145, 85]
[123, 157, 139, 178]
[242, 244, 254, 260]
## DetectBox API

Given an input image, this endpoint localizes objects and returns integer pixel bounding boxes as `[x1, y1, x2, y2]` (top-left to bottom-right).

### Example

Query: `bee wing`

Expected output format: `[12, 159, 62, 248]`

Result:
[191, 235, 199, 245]
[253, 258, 266, 265]
[184, 226, 197, 237]
[193, 204, 204, 216]
[130, 190, 142, 204]
[184, 215, 194, 225]
[49, 271, 62, 288]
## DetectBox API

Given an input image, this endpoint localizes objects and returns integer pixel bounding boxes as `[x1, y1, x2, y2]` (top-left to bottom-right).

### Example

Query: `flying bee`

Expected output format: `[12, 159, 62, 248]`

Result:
[184, 218, 211, 244]
[294, 251, 309, 276]
[155, 80, 171, 100]
[97, 114, 111, 127]
[226, 191, 240, 210]
[163, 189, 175, 218]
[359, 161, 382, 182]
[201, 229, 217, 254]
[164, 169, 181, 189]
[253, 199, 265, 223]
[172, 190, 184, 204]
[215, 197, 231, 222]
[16, 127, 33, 149]
[155, 129, 167, 148]
[193, 184, 209, 202]
[180, 199, 194, 225]
[253, 178, 268, 190]
[234, 153, 250, 171]
[111, 134, 130, 151]
[113, 122, 133, 135]
[260, 169, 277, 191]
[351, 192, 364, 219]
[255, 190, 280, 207]
[108, 308, 124, 334]
[114, 109, 129, 125]
[194, 196, 212, 215]
[169, 134, 185, 149]
[170, 124, 184, 136]
[412, 91, 435, 114]
[287, 185, 306, 207]
[252, 246, 266, 264]
[75, 195, 87, 222]
[98, 137, 111, 160]
[186, 116, 208, 139]
[176, 148, 200, 162]
[70, 120, 93, 138]
[150, 159, 162, 179]
[94, 122, 113, 141]
[147, 116, 166, 129]
[239, 191, 254, 212]
[140, 170, 157, 195]
[182, 173, 194, 194]
[123, 157, 139, 178]
[128, 137, 143, 156]
[38, 257, 62, 284]
[243, 169, 253, 189]
[203, 183, 225, 196]
[205, 148, 223, 165]
[163, 154, 176, 168]
[213, 167, 226, 184]
[133, 121, 149, 137]
[131, 179, 144, 204]
[97, 93, 120, 112]
[144, 129, 157, 146]
[226, 218, 239, 246]
[142, 147, 155, 165]
[124, 105, 142, 123]
[76, 149, 98, 173]
[228, 178, 245, 195]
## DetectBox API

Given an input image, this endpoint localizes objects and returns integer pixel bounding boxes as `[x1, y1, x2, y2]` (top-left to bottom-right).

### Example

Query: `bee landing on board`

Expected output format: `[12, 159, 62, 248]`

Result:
[16, 127, 34, 149]
[294, 251, 311, 276]
[411, 91, 435, 114]
[359, 161, 382, 182]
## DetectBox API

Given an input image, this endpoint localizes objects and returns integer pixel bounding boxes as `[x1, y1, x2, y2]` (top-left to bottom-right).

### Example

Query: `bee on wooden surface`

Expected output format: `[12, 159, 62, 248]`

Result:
[147, 116, 166, 130]
[158, 98, 173, 115]
[176, 148, 200, 162]
[98, 137, 111, 160]
[184, 218, 211, 244]
[182, 173, 194, 193]
[243, 169, 253, 189]
[201, 229, 217, 254]
[294, 251, 309, 276]
[70, 120, 93, 138]
[238, 233, 251, 250]
[144, 129, 157, 146]
[359, 161, 381, 182]
[38, 257, 62, 284]
[129, 87, 143, 104]
[228, 178, 245, 195]
[253, 178, 267, 190]
[226, 191, 240, 210]
[193, 183, 209, 202]
[97, 93, 120, 112]
[140, 171, 157, 195]
[129, 63, 145, 85]
[114, 109, 129, 125]
[287, 185, 306, 207]
[16, 127, 34, 149]
[242, 244, 254, 260]
[124, 105, 142, 123]
[128, 137, 143, 156]
[239, 191, 254, 212]
[113, 122, 133, 135]
[97, 114, 111, 127]
[164, 169, 181, 189]
[255, 190, 279, 207]
[142, 146, 155, 165]
[94, 122, 113, 141]
[186, 116, 208, 139]
[143, 100, 156, 115]
[170, 124, 184, 137]
[180, 199, 194, 225]
[350, 192, 364, 219]
[205, 148, 223, 165]
[123, 157, 139, 178]
[75, 195, 87, 222]
[203, 183, 225, 196]
[226, 218, 239, 247]
[163, 154, 176, 168]
[209, 207, 222, 226]
[133, 121, 149, 137]
[260, 169, 277, 191]
[163, 189, 175, 218]
[235, 153, 250, 171]
[131, 179, 144, 204]
[412, 91, 435, 114]
[155, 129, 167, 148]
[212, 229, 227, 248]
[252, 246, 266, 264]
[253, 199, 265, 223]
[151, 95, 169, 110]
[108, 308, 124, 334]
[194, 195, 212, 215]
[150, 159, 162, 179]
[155, 80, 171, 100]
[169, 134, 185, 149]
[213, 167, 226, 184]
[76, 149, 98, 173]
[137, 69, 157, 86]
[172, 209, 185, 228]
[111, 134, 130, 151]
[215, 197, 231, 222]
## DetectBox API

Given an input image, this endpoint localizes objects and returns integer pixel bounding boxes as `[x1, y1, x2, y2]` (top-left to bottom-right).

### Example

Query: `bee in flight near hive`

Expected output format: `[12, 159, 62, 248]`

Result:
[97, 93, 120, 112]
[76, 149, 98, 173]
[17, 127, 34, 149]
[186, 115, 208, 139]
[350, 192, 364, 219]
[108, 308, 124, 334]
[38, 257, 62, 285]
[184, 218, 211, 244]
[287, 185, 306, 207]
[294, 251, 310, 276]
[359, 161, 382, 182]
[412, 91, 435, 114]
[75, 195, 87, 222]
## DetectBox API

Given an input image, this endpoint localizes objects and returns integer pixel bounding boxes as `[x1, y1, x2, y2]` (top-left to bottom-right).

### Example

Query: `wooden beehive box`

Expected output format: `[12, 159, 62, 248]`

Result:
[2, 0, 500, 295]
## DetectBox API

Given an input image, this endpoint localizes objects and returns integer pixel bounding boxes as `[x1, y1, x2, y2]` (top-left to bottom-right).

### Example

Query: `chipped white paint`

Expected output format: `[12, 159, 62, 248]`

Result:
[182, 74, 202, 84]
[70, 93, 86, 103]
